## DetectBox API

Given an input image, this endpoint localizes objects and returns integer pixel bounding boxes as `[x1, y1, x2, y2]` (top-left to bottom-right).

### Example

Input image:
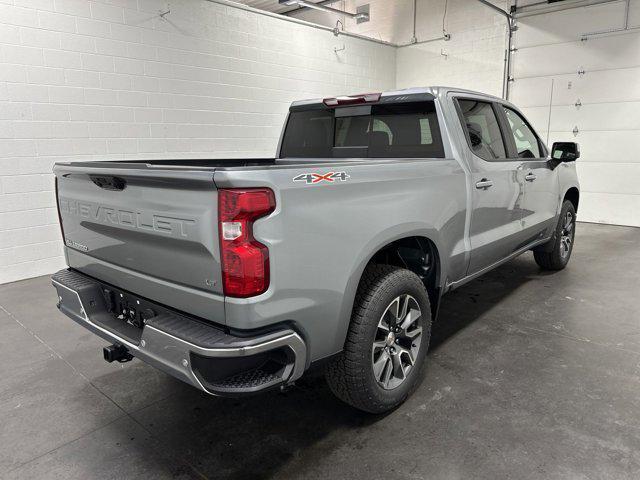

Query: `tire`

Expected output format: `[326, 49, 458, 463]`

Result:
[534, 200, 576, 271]
[325, 265, 432, 414]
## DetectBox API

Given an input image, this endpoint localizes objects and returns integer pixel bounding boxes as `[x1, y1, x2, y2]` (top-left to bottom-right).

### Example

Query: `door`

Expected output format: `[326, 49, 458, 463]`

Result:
[499, 106, 559, 242]
[455, 98, 526, 275]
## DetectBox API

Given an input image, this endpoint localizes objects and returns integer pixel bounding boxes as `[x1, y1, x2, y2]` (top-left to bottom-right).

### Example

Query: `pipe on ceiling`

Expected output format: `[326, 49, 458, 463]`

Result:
[203, 0, 393, 46]
[279, 0, 369, 21]
[280, 0, 341, 16]
[515, 0, 622, 17]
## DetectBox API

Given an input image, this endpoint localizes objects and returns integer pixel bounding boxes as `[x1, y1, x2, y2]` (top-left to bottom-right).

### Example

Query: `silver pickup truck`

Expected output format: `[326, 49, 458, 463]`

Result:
[51, 87, 580, 413]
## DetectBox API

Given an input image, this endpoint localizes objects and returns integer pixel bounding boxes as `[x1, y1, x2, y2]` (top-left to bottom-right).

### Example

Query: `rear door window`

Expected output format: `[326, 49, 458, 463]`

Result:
[456, 99, 506, 161]
[369, 103, 443, 158]
[280, 101, 444, 158]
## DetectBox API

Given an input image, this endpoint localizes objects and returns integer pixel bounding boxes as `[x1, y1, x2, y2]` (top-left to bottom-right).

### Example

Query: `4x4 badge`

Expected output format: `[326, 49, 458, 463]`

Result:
[293, 172, 350, 184]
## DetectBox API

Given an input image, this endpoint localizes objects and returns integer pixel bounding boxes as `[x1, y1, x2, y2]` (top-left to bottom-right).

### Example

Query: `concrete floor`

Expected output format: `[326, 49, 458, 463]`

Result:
[1, 222, 639, 480]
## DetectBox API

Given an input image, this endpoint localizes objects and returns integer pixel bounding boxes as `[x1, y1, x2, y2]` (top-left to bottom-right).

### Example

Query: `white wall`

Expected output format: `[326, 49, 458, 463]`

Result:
[511, 0, 640, 227]
[0, 0, 395, 284]
[396, 0, 508, 97]
[290, 0, 509, 98]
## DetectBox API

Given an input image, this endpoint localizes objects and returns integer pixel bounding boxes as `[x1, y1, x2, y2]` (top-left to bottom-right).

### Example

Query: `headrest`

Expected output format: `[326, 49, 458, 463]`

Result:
[370, 130, 390, 147]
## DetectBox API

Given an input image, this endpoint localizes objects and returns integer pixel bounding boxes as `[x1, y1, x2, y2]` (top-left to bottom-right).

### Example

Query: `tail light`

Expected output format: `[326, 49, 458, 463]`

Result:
[323, 92, 381, 107]
[218, 188, 276, 298]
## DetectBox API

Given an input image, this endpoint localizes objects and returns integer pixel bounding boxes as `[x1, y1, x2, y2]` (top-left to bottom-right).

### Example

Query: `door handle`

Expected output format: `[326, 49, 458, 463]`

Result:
[525, 173, 537, 182]
[475, 178, 494, 190]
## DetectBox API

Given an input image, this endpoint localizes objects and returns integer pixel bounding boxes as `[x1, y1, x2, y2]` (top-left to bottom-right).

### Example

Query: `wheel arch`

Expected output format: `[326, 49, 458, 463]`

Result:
[367, 236, 442, 320]
[564, 186, 580, 212]
[332, 228, 446, 357]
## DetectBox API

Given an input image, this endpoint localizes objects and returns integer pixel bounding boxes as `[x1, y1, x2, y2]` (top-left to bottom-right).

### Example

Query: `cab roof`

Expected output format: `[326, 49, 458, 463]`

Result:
[289, 86, 504, 111]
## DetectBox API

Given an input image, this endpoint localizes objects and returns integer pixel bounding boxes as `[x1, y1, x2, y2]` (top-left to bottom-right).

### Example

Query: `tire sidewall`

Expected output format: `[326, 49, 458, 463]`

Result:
[360, 270, 432, 410]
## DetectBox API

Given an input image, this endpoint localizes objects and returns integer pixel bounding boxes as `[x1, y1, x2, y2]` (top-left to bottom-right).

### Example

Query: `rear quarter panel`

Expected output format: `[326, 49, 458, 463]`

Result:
[214, 158, 467, 362]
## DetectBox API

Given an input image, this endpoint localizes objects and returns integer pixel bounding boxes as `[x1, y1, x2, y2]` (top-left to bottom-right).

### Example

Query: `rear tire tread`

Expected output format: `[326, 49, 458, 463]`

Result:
[325, 265, 431, 413]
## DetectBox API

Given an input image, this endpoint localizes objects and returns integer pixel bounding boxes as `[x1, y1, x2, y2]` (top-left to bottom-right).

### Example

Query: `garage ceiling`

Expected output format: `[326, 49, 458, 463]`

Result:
[236, 0, 329, 14]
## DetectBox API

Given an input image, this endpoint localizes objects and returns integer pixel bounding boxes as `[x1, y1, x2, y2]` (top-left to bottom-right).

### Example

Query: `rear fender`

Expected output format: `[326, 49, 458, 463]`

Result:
[332, 224, 446, 356]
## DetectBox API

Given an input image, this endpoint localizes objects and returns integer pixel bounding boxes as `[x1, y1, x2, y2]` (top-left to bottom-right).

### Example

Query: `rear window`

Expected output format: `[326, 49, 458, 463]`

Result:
[280, 102, 444, 159]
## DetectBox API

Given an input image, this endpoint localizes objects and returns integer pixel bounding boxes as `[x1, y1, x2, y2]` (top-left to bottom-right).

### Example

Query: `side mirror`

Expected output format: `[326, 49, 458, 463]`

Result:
[551, 142, 580, 161]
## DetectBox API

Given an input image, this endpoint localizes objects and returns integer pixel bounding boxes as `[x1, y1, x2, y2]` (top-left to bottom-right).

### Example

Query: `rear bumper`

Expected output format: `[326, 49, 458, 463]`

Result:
[51, 269, 306, 395]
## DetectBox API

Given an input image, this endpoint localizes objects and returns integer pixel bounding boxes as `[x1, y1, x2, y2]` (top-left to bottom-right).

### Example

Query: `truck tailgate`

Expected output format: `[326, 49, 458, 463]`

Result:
[54, 163, 225, 323]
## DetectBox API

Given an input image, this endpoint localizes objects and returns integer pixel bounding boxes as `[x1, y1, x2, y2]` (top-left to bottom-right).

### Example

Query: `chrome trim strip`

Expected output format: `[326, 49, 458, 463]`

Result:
[143, 324, 307, 383]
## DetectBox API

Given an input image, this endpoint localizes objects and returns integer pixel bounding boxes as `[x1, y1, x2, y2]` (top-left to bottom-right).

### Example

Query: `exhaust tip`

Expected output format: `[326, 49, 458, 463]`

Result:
[103, 344, 133, 363]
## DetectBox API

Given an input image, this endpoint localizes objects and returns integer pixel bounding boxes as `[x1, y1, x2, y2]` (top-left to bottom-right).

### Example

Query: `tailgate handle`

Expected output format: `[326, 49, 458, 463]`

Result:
[90, 175, 126, 191]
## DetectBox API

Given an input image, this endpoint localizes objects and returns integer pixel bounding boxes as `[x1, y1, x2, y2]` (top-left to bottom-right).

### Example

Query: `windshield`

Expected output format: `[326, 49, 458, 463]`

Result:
[280, 101, 445, 159]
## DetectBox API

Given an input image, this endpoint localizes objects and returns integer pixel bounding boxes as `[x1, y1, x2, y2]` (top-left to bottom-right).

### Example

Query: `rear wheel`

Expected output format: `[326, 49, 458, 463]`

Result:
[325, 265, 431, 413]
[534, 200, 576, 270]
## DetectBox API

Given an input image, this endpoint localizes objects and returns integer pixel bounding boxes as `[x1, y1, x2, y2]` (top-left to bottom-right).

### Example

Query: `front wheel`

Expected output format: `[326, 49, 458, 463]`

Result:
[534, 200, 576, 270]
[325, 265, 432, 413]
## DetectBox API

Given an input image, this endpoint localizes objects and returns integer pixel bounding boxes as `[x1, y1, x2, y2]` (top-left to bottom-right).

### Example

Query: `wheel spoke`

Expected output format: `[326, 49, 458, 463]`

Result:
[391, 353, 405, 381]
[404, 326, 422, 340]
[564, 212, 573, 229]
[373, 352, 390, 382]
[389, 297, 400, 321]
[400, 308, 421, 331]
[399, 347, 415, 367]
[373, 340, 387, 351]
[382, 358, 393, 387]
[377, 320, 390, 332]
[398, 295, 409, 323]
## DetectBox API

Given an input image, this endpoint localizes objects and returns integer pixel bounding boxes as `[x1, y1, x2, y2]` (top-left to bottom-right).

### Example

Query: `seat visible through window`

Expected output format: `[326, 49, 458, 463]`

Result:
[457, 100, 506, 161]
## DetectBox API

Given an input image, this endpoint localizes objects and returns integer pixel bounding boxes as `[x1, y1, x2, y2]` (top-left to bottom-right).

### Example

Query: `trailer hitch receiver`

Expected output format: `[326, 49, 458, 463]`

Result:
[103, 344, 133, 363]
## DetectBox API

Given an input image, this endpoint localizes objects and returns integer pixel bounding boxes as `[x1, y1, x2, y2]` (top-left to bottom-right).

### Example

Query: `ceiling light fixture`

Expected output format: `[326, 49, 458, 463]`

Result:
[279, 0, 370, 21]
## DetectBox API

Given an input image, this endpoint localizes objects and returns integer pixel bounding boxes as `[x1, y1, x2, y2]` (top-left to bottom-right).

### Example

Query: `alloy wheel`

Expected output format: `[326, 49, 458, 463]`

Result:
[371, 294, 422, 390]
[560, 211, 574, 259]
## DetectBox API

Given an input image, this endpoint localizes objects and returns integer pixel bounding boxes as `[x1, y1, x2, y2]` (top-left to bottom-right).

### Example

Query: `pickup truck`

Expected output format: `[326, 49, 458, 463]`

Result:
[51, 87, 580, 413]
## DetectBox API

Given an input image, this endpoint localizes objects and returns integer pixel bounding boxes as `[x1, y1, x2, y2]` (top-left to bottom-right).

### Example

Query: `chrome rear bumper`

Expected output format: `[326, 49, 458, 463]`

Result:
[52, 269, 306, 395]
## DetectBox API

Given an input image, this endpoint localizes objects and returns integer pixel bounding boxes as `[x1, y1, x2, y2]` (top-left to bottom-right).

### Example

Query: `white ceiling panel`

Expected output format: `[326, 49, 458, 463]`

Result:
[234, 0, 328, 14]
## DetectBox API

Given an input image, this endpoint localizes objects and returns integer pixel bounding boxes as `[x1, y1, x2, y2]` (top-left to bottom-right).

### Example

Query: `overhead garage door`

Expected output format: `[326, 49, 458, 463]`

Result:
[510, 0, 640, 227]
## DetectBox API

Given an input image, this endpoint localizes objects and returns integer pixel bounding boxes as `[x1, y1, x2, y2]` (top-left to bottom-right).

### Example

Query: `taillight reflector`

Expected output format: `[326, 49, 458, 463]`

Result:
[218, 188, 275, 298]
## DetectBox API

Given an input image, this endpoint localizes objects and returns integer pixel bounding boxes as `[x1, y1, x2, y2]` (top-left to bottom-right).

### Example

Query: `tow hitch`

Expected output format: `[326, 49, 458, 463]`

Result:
[103, 344, 133, 363]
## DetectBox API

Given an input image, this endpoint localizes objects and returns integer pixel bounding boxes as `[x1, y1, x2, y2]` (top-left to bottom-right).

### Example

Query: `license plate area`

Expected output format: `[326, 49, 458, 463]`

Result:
[102, 287, 158, 331]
